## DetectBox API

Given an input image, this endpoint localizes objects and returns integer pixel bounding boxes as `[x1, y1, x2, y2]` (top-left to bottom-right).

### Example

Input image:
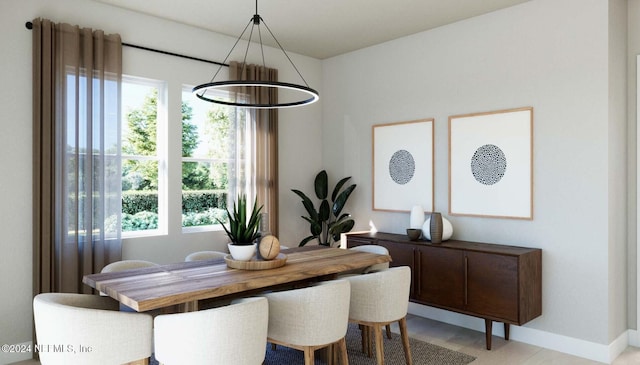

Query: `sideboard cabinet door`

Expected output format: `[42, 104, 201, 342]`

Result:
[465, 251, 519, 322]
[378, 240, 414, 268]
[415, 246, 465, 309]
[376, 240, 416, 295]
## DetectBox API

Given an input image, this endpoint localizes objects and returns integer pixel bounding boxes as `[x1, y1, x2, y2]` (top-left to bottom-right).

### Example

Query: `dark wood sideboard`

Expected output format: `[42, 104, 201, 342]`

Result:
[346, 232, 542, 350]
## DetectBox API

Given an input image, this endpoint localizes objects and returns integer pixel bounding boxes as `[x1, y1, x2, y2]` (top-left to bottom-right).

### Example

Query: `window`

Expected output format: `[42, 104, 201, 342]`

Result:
[120, 76, 164, 233]
[120, 76, 250, 236]
[181, 87, 236, 229]
[180, 87, 253, 230]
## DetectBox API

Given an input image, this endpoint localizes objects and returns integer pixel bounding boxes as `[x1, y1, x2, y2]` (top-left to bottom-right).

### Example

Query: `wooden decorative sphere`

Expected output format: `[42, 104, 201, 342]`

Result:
[259, 235, 280, 260]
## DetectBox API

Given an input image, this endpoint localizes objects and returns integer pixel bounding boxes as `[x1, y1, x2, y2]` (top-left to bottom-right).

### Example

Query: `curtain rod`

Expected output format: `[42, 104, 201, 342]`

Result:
[25, 21, 229, 68]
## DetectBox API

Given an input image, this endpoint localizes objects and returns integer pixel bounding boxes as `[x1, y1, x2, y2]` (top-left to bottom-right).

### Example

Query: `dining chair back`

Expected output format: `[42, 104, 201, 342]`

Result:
[346, 244, 393, 340]
[153, 297, 268, 365]
[349, 245, 390, 273]
[261, 279, 351, 365]
[346, 266, 413, 365]
[99, 260, 160, 306]
[101, 259, 159, 273]
[184, 250, 227, 262]
[33, 293, 152, 365]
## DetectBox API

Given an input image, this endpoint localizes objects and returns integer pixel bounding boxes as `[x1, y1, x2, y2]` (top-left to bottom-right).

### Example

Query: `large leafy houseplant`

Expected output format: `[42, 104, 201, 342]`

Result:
[292, 170, 356, 247]
[218, 194, 263, 245]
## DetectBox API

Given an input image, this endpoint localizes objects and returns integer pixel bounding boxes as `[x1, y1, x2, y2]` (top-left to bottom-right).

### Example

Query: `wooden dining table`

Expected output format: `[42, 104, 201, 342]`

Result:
[83, 246, 391, 312]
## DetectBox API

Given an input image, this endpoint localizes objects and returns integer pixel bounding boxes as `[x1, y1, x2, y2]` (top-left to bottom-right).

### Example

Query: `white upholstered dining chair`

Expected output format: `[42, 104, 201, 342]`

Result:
[153, 297, 268, 365]
[184, 250, 227, 262]
[101, 259, 159, 273]
[33, 293, 153, 365]
[349, 244, 390, 273]
[346, 266, 413, 365]
[345, 244, 393, 340]
[99, 260, 160, 309]
[261, 279, 351, 365]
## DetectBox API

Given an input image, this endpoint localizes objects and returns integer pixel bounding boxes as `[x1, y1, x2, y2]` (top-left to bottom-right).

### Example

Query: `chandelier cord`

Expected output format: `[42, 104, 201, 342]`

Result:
[193, 0, 319, 108]
[238, 19, 257, 80]
[258, 19, 266, 70]
[208, 17, 253, 84]
[260, 18, 311, 88]
[255, 0, 267, 70]
[208, 14, 311, 90]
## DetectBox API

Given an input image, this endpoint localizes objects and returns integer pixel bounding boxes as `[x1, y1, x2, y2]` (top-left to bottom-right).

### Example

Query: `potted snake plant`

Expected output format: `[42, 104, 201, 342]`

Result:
[218, 194, 263, 261]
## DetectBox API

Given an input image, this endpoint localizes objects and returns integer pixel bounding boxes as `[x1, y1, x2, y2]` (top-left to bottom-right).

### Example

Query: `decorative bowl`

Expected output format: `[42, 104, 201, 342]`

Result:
[406, 228, 422, 241]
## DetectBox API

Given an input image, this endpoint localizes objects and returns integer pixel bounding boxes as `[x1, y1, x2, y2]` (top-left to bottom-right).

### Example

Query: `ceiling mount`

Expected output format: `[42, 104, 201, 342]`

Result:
[193, 0, 319, 109]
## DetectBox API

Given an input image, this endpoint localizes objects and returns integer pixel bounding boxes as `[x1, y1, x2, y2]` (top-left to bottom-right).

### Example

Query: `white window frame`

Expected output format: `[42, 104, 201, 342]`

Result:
[120, 75, 168, 238]
[180, 85, 246, 233]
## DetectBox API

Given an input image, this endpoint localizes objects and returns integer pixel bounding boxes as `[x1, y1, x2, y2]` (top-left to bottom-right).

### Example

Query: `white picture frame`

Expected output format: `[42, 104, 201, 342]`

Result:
[448, 107, 533, 219]
[372, 119, 434, 212]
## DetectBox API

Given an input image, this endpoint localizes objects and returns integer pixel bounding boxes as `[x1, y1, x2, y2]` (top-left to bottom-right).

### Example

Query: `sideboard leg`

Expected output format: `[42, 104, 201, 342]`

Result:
[484, 319, 492, 350]
[504, 323, 510, 341]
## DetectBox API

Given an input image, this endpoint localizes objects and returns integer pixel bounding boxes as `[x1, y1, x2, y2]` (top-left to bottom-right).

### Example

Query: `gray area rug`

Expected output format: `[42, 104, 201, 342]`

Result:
[151, 323, 476, 365]
[263, 323, 475, 365]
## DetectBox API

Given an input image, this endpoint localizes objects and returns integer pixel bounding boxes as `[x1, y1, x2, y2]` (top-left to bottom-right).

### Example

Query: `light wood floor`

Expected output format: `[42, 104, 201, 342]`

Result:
[11, 313, 640, 364]
[400, 314, 640, 364]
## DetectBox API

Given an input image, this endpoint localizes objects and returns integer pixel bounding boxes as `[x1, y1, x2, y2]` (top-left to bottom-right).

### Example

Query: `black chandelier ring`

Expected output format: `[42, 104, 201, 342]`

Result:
[193, 80, 319, 109]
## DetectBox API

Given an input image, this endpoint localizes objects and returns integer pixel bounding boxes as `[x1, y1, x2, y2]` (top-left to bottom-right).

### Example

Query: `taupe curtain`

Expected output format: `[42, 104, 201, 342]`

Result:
[32, 18, 123, 295]
[229, 61, 279, 236]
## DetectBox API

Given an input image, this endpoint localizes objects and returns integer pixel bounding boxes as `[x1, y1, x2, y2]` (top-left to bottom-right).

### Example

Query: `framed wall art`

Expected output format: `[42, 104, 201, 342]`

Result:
[372, 119, 434, 212]
[448, 107, 533, 219]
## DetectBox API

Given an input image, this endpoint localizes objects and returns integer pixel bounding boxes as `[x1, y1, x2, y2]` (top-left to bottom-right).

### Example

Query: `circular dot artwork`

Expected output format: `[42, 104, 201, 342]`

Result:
[389, 149, 415, 185]
[470, 144, 507, 185]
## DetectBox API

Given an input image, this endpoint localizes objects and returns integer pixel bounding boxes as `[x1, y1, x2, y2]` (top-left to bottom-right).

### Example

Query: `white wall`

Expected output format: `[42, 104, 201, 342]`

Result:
[0, 0, 322, 361]
[628, 0, 640, 333]
[0, 2, 36, 361]
[322, 0, 625, 356]
[0, 0, 636, 363]
[607, 0, 628, 344]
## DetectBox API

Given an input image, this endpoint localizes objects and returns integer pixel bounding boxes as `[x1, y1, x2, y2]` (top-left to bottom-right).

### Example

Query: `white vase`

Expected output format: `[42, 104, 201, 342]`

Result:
[409, 205, 425, 229]
[421, 216, 453, 241]
[228, 243, 257, 261]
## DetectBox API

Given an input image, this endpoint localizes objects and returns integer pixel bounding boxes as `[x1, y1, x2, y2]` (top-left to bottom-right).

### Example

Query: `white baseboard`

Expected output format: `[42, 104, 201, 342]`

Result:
[608, 331, 630, 363]
[629, 329, 640, 347]
[0, 341, 33, 365]
[408, 303, 628, 364]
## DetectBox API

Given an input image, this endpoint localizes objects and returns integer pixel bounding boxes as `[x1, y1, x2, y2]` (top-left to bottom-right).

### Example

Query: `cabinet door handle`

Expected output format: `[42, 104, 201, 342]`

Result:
[464, 255, 468, 306]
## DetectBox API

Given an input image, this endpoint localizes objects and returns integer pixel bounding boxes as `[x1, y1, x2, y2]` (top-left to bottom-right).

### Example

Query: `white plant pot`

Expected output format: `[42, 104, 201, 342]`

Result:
[228, 243, 257, 261]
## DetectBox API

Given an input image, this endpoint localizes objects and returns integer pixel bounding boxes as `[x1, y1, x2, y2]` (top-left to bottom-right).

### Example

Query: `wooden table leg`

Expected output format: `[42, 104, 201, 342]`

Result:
[484, 319, 492, 350]
[178, 300, 198, 312]
[504, 323, 510, 341]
